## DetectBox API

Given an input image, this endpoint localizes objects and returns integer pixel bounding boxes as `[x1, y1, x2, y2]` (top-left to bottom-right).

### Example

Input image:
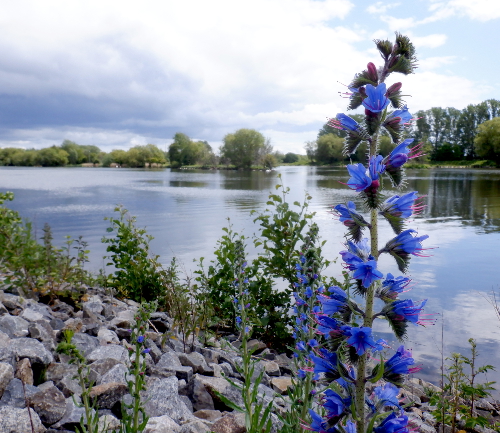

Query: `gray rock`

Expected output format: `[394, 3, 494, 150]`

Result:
[0, 330, 10, 346]
[190, 374, 244, 412]
[28, 320, 56, 349]
[154, 352, 192, 380]
[144, 415, 181, 433]
[0, 315, 29, 338]
[0, 362, 14, 398]
[8, 337, 54, 365]
[145, 339, 162, 364]
[0, 405, 46, 432]
[49, 318, 65, 331]
[193, 409, 223, 422]
[178, 351, 213, 375]
[51, 396, 96, 429]
[89, 382, 128, 409]
[0, 377, 38, 408]
[262, 360, 280, 377]
[201, 348, 220, 364]
[211, 412, 246, 433]
[71, 332, 100, 357]
[89, 358, 122, 382]
[180, 394, 194, 412]
[407, 413, 436, 433]
[143, 376, 193, 423]
[23, 300, 53, 320]
[15, 357, 34, 385]
[82, 301, 104, 316]
[97, 327, 120, 345]
[87, 344, 129, 364]
[21, 308, 45, 322]
[179, 420, 211, 433]
[28, 383, 67, 425]
[110, 309, 136, 328]
[0, 302, 8, 315]
[0, 292, 21, 309]
[98, 414, 121, 432]
[99, 363, 129, 385]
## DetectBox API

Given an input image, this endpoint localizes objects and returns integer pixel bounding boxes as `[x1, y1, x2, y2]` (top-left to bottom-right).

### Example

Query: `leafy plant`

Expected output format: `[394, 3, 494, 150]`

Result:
[430, 338, 496, 432]
[102, 205, 165, 302]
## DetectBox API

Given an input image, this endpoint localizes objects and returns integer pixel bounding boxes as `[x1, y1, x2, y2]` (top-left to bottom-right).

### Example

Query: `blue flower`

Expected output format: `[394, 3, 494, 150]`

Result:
[369, 155, 385, 181]
[385, 138, 414, 168]
[296, 341, 306, 351]
[383, 192, 420, 218]
[362, 83, 390, 113]
[374, 412, 409, 433]
[346, 327, 378, 355]
[305, 286, 313, 298]
[374, 383, 401, 409]
[316, 315, 341, 337]
[317, 294, 346, 315]
[344, 420, 356, 433]
[308, 338, 319, 347]
[300, 255, 306, 264]
[136, 336, 145, 344]
[297, 369, 306, 379]
[310, 348, 339, 378]
[294, 292, 307, 306]
[307, 409, 337, 433]
[334, 201, 358, 223]
[236, 316, 242, 324]
[346, 163, 372, 192]
[386, 229, 429, 256]
[353, 260, 384, 288]
[323, 389, 349, 418]
[328, 286, 347, 302]
[382, 273, 411, 296]
[295, 263, 302, 271]
[331, 113, 360, 132]
[346, 238, 371, 261]
[386, 105, 412, 125]
[384, 345, 417, 375]
[142, 348, 151, 354]
[392, 299, 427, 325]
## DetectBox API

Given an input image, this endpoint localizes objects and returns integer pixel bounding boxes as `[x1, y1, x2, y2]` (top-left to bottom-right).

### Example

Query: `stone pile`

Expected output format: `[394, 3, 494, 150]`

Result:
[0, 288, 498, 433]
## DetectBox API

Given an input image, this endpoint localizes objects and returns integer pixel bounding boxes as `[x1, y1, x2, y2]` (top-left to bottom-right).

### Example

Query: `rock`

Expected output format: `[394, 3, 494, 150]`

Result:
[8, 337, 54, 366]
[98, 413, 121, 431]
[247, 339, 267, 353]
[193, 409, 223, 422]
[178, 351, 213, 375]
[201, 348, 220, 364]
[0, 302, 8, 315]
[0, 378, 38, 408]
[15, 357, 34, 385]
[144, 415, 181, 433]
[190, 374, 244, 412]
[180, 419, 211, 433]
[71, 332, 100, 357]
[21, 308, 45, 322]
[28, 383, 67, 425]
[0, 315, 29, 338]
[143, 376, 193, 423]
[50, 300, 74, 322]
[51, 396, 97, 429]
[211, 412, 246, 433]
[154, 352, 192, 381]
[407, 413, 436, 433]
[62, 318, 83, 333]
[82, 301, 104, 316]
[0, 405, 46, 432]
[271, 377, 293, 395]
[87, 344, 129, 364]
[144, 339, 162, 363]
[97, 327, 120, 345]
[89, 358, 122, 380]
[110, 309, 136, 329]
[28, 320, 56, 350]
[0, 362, 14, 398]
[89, 382, 128, 409]
[262, 360, 280, 377]
[99, 363, 129, 385]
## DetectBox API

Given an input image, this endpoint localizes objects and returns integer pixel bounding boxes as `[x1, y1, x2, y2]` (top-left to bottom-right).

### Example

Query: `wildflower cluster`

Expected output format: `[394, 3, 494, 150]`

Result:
[299, 33, 431, 433]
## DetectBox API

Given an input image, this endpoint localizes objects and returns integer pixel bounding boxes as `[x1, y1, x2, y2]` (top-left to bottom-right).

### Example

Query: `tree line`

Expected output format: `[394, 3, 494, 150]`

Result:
[0, 129, 305, 169]
[307, 98, 500, 165]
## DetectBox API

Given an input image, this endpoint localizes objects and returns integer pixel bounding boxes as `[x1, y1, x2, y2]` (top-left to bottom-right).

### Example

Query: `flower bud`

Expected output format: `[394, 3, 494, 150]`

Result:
[386, 82, 402, 97]
[367, 62, 378, 82]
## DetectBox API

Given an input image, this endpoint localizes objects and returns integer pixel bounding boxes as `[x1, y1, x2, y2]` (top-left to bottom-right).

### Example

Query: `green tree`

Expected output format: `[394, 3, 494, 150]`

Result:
[220, 129, 268, 169]
[36, 146, 69, 167]
[283, 152, 299, 163]
[315, 134, 344, 164]
[474, 117, 500, 163]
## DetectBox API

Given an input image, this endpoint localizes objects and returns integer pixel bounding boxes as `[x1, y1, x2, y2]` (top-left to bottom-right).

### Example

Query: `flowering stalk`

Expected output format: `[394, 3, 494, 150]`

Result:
[305, 33, 430, 433]
[119, 301, 157, 433]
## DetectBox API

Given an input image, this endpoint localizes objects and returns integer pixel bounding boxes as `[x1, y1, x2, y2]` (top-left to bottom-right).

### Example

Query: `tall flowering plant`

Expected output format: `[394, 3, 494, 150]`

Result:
[300, 34, 430, 433]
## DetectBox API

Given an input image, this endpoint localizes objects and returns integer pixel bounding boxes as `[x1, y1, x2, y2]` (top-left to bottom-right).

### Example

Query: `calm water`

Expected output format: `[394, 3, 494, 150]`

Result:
[1, 166, 500, 387]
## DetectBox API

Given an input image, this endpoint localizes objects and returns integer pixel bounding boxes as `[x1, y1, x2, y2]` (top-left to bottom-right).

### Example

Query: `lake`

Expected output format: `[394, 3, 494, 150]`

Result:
[1, 165, 500, 387]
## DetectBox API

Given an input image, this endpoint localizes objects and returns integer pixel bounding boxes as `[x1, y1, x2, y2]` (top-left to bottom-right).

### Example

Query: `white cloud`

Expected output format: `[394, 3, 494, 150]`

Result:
[366, 2, 400, 15]
[418, 56, 456, 70]
[411, 33, 447, 49]
[429, 0, 500, 21]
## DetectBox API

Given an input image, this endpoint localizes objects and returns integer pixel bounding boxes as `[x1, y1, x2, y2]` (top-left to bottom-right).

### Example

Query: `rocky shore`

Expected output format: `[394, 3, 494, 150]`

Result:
[0, 288, 498, 433]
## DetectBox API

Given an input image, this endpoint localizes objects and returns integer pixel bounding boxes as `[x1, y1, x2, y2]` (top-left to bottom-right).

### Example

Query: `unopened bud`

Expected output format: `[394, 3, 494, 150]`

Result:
[367, 62, 378, 82]
[386, 82, 402, 96]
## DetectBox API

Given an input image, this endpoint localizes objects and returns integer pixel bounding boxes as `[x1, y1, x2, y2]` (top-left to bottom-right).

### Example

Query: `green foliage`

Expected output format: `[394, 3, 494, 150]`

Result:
[430, 338, 496, 432]
[220, 128, 272, 169]
[315, 133, 345, 164]
[102, 206, 166, 302]
[283, 152, 299, 163]
[474, 117, 500, 163]
[0, 192, 92, 299]
[168, 132, 215, 168]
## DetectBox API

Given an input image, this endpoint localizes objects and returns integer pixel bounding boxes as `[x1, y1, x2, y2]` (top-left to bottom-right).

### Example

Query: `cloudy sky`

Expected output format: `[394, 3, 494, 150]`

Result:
[1, 0, 499, 154]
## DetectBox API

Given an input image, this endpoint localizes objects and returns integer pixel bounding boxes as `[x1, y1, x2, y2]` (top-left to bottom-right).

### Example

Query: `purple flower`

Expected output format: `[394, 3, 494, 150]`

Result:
[293, 292, 307, 306]
[382, 192, 420, 218]
[345, 420, 356, 433]
[308, 339, 319, 347]
[334, 201, 357, 223]
[142, 348, 151, 354]
[374, 412, 409, 433]
[310, 348, 339, 378]
[353, 260, 384, 288]
[236, 316, 242, 324]
[384, 138, 419, 169]
[136, 336, 145, 344]
[392, 299, 427, 325]
[346, 163, 372, 192]
[362, 83, 390, 113]
[346, 327, 378, 355]
[316, 315, 341, 338]
[296, 341, 306, 351]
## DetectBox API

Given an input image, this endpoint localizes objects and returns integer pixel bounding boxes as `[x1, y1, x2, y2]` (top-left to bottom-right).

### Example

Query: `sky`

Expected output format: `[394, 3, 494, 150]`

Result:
[1, 0, 499, 154]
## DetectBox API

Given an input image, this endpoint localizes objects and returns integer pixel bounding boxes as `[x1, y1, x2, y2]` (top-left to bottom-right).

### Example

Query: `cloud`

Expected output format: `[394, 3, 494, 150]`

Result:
[429, 0, 500, 21]
[366, 2, 400, 15]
